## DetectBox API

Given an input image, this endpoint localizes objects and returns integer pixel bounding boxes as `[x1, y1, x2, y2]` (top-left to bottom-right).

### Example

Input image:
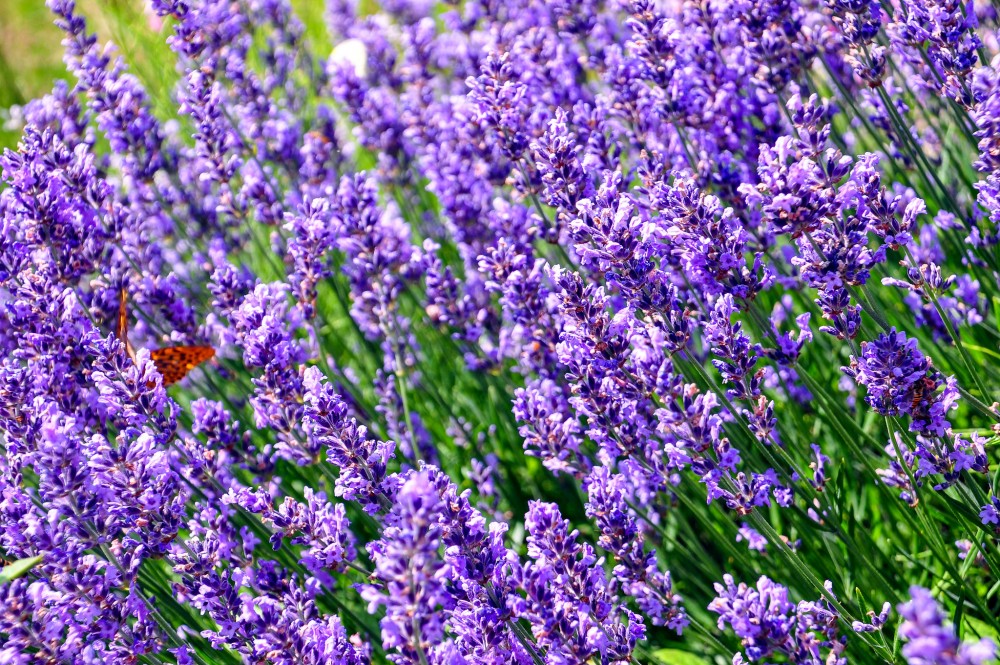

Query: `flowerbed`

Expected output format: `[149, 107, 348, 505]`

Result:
[2, 0, 1000, 663]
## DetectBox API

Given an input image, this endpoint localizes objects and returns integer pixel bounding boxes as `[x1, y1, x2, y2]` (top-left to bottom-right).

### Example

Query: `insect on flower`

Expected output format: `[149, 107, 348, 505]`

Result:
[909, 376, 938, 413]
[116, 288, 215, 386]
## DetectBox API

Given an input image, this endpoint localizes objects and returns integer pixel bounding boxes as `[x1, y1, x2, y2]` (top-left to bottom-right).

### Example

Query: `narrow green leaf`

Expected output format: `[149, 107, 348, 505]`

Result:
[651, 648, 714, 665]
[0, 555, 43, 583]
[963, 614, 1000, 642]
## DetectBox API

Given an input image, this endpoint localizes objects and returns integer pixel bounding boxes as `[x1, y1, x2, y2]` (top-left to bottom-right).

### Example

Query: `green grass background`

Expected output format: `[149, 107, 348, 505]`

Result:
[0, 0, 330, 150]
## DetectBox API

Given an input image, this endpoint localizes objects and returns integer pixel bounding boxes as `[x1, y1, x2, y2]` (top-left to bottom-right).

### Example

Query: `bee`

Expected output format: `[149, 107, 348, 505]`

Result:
[909, 376, 937, 412]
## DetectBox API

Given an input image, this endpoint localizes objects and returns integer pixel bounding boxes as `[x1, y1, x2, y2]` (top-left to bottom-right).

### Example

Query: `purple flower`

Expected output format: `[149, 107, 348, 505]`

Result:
[853, 601, 892, 633]
[743, 94, 851, 241]
[302, 366, 394, 513]
[708, 469, 789, 516]
[361, 471, 450, 662]
[18, 79, 91, 147]
[808, 443, 830, 491]
[332, 173, 416, 340]
[419, 96, 502, 262]
[224, 485, 356, 585]
[878, 433, 920, 506]
[792, 154, 893, 338]
[285, 198, 336, 319]
[973, 65, 1000, 174]
[49, 0, 166, 178]
[178, 67, 243, 191]
[225, 281, 314, 464]
[572, 171, 694, 353]
[515, 500, 645, 663]
[706, 294, 775, 443]
[478, 226, 560, 375]
[980, 496, 1000, 526]
[849, 154, 924, 249]
[514, 378, 590, 477]
[888, 0, 981, 105]
[884, 229, 984, 343]
[585, 466, 688, 632]
[736, 523, 768, 552]
[7, 0, 1000, 660]
[844, 329, 958, 435]
[466, 51, 532, 163]
[654, 177, 771, 301]
[531, 107, 594, 239]
[827, 0, 886, 84]
[710, 574, 845, 664]
[547, 266, 661, 464]
[898, 587, 996, 665]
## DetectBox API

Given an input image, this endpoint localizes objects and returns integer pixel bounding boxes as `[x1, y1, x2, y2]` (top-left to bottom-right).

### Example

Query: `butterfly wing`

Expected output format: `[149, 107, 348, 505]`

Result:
[116, 287, 137, 361]
[150, 346, 215, 386]
[116, 288, 128, 342]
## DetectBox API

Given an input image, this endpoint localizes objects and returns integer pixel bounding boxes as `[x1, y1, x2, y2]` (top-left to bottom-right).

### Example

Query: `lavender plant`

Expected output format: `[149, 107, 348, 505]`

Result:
[2, 0, 1000, 663]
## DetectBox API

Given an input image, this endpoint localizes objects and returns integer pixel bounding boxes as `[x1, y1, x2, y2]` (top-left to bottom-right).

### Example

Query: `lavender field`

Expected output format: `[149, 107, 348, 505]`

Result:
[2, 0, 1000, 663]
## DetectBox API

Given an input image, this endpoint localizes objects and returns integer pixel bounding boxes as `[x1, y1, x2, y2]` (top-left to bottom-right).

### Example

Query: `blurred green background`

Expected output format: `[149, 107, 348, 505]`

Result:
[1, 0, 70, 148]
[0, 0, 329, 150]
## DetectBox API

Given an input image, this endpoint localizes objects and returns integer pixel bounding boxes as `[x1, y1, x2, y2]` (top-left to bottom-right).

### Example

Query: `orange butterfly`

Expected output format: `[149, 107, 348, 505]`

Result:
[116, 288, 215, 386]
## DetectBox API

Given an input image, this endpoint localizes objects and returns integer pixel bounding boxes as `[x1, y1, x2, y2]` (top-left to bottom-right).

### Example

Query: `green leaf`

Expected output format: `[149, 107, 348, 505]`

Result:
[937, 494, 988, 531]
[963, 615, 1000, 642]
[0, 555, 43, 583]
[954, 586, 967, 639]
[892, 617, 903, 660]
[651, 648, 714, 665]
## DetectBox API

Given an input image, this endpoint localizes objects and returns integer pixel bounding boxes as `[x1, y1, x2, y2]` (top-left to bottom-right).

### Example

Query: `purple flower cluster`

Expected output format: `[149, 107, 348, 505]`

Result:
[710, 575, 846, 665]
[889, 0, 982, 105]
[585, 466, 688, 631]
[844, 329, 958, 435]
[898, 587, 996, 665]
[982, 495, 1000, 526]
[852, 602, 892, 633]
[828, 0, 886, 84]
[515, 501, 645, 663]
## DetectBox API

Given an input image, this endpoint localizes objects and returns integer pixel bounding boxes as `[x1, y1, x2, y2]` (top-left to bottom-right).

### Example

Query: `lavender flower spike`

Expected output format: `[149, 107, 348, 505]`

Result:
[898, 587, 996, 665]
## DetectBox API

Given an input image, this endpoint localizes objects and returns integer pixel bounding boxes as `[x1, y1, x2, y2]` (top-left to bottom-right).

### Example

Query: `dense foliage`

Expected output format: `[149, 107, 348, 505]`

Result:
[3, 0, 1000, 663]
